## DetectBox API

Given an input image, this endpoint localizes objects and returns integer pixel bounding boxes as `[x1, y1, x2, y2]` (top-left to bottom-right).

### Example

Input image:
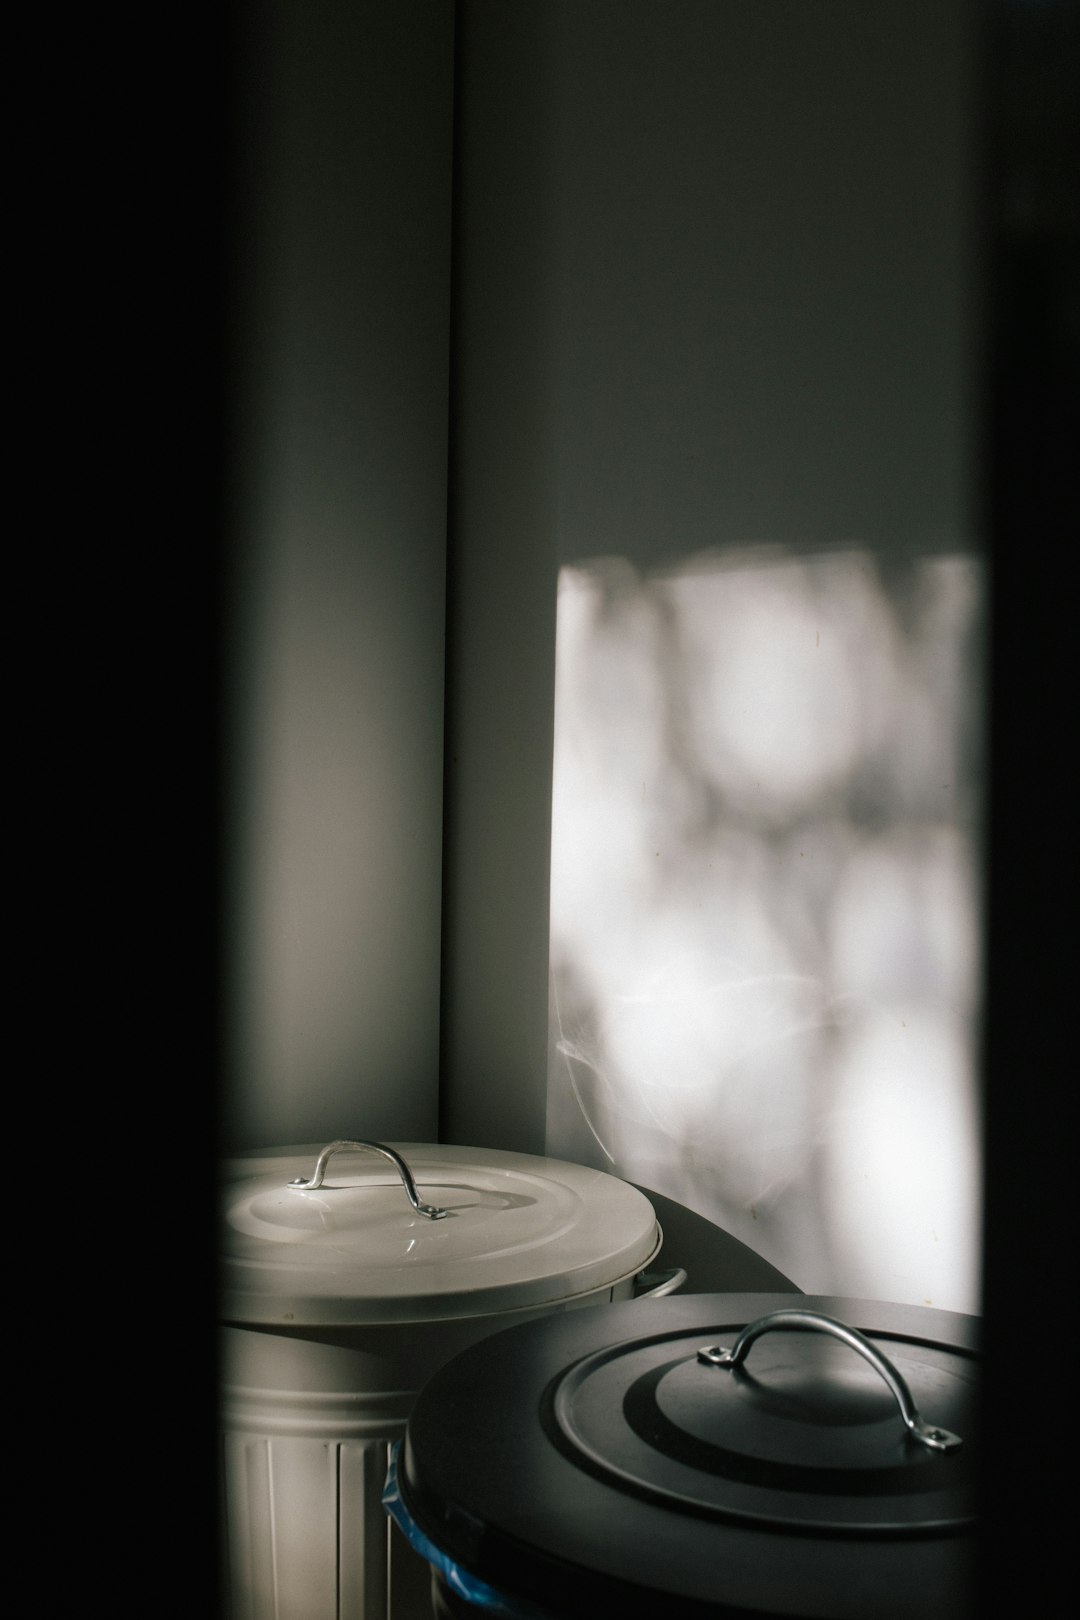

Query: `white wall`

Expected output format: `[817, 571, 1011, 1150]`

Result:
[548, 550, 984, 1310]
[443, 0, 981, 1180]
[221, 1, 455, 1151]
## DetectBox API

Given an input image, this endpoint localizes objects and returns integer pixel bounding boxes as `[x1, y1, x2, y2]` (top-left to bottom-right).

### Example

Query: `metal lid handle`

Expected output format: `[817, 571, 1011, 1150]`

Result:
[633, 1266, 689, 1299]
[287, 1140, 449, 1220]
[698, 1309, 962, 1453]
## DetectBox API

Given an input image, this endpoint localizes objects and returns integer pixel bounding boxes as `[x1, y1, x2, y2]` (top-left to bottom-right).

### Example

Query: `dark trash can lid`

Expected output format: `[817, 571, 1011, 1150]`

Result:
[397, 1292, 979, 1620]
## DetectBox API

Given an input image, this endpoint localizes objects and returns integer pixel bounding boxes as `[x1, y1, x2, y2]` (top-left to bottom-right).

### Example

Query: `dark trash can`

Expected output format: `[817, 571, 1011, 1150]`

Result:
[386, 1292, 979, 1620]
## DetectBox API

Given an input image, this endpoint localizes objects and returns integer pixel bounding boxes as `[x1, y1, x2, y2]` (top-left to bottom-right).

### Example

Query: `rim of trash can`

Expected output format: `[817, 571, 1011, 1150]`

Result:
[220, 1141, 662, 1326]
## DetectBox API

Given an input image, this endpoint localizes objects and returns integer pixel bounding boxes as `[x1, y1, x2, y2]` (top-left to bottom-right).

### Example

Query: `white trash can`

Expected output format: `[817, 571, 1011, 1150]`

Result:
[220, 1140, 672, 1620]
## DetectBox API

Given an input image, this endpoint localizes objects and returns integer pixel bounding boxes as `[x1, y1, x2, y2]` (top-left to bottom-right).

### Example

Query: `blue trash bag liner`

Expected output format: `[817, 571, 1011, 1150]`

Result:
[383, 1442, 551, 1620]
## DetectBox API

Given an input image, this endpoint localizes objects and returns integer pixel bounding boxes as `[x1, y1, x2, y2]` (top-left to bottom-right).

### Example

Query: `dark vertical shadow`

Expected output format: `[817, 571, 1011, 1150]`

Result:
[439, 1, 562, 1151]
[978, 0, 1078, 1610]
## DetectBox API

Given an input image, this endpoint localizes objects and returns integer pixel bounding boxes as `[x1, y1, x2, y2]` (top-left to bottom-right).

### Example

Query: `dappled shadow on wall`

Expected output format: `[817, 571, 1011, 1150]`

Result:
[547, 547, 983, 1313]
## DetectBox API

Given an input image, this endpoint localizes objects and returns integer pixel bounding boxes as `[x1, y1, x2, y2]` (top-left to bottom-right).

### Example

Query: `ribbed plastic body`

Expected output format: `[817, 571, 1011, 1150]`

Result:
[221, 1280, 638, 1620]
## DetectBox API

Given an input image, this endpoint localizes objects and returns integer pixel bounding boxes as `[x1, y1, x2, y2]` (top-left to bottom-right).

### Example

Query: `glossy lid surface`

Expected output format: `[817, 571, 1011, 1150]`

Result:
[220, 1142, 661, 1325]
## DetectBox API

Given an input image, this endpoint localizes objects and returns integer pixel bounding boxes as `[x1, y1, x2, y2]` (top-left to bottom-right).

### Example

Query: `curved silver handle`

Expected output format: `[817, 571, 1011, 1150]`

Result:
[697, 1309, 962, 1453]
[634, 1266, 689, 1299]
[287, 1140, 449, 1220]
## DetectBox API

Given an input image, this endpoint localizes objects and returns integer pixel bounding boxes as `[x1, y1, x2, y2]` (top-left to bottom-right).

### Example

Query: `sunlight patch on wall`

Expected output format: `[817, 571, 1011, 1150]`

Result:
[547, 549, 983, 1312]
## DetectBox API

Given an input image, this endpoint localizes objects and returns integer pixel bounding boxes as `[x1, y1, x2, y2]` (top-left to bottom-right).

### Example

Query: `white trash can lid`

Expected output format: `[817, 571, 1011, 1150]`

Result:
[221, 1141, 662, 1326]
